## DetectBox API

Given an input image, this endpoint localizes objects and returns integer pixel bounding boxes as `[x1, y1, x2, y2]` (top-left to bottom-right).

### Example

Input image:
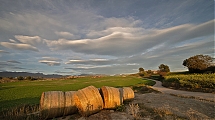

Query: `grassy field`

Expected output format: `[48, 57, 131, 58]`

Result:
[163, 73, 215, 93]
[0, 76, 154, 111]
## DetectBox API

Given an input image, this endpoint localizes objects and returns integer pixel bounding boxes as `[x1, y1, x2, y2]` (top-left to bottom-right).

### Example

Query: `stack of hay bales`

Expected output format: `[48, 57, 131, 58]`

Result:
[40, 85, 134, 119]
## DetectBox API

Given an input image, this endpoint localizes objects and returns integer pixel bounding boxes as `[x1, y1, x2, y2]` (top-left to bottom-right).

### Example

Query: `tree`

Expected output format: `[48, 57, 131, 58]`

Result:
[139, 67, 144, 73]
[8, 77, 13, 79]
[17, 76, 24, 80]
[26, 76, 32, 80]
[138, 67, 146, 76]
[183, 54, 213, 73]
[146, 70, 153, 74]
[159, 64, 170, 72]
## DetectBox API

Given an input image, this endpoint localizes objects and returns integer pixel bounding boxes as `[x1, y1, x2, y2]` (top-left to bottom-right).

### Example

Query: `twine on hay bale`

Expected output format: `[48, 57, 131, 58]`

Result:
[100, 86, 123, 109]
[74, 85, 104, 116]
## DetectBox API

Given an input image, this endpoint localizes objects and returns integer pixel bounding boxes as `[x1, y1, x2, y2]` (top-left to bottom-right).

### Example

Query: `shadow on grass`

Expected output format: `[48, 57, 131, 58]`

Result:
[0, 97, 40, 112]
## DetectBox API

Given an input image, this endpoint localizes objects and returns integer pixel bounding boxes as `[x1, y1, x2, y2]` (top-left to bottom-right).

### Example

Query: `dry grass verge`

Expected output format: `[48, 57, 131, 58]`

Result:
[132, 84, 161, 94]
[0, 104, 42, 120]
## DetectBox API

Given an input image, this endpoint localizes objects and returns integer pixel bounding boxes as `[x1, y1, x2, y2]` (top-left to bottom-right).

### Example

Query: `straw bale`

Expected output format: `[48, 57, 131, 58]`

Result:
[121, 87, 135, 101]
[74, 86, 103, 116]
[40, 91, 65, 119]
[64, 91, 78, 116]
[100, 86, 122, 109]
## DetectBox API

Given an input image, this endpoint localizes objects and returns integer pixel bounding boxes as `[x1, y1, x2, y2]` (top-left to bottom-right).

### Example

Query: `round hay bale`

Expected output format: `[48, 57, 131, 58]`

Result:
[64, 91, 78, 116]
[40, 91, 65, 119]
[74, 86, 103, 116]
[100, 86, 122, 109]
[120, 87, 135, 101]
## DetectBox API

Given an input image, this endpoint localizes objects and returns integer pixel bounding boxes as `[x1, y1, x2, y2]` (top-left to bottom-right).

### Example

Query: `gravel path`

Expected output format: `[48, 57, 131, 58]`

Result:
[148, 79, 215, 102]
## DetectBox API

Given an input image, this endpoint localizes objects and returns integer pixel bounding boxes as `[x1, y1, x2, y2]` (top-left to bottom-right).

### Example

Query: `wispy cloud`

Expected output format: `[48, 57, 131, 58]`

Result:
[7, 60, 21, 64]
[55, 31, 76, 39]
[15, 35, 44, 46]
[0, 42, 39, 52]
[0, 61, 14, 67]
[9, 39, 16, 43]
[0, 50, 9, 53]
[39, 57, 62, 66]
[46, 20, 214, 56]
[65, 59, 115, 65]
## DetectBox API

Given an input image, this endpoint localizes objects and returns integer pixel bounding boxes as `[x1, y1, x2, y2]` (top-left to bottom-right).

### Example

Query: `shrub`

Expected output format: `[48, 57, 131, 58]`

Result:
[8, 77, 13, 79]
[26, 76, 32, 80]
[116, 104, 126, 112]
[140, 71, 150, 77]
[159, 71, 168, 77]
[17, 76, 24, 80]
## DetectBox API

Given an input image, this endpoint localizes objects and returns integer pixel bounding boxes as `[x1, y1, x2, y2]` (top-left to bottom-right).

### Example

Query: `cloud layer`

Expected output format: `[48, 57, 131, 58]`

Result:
[46, 20, 214, 56]
[0, 0, 214, 75]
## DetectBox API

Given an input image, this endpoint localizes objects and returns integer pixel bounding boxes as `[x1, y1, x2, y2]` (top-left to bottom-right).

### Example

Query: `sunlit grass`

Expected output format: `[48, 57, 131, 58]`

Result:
[163, 73, 215, 93]
[0, 76, 154, 111]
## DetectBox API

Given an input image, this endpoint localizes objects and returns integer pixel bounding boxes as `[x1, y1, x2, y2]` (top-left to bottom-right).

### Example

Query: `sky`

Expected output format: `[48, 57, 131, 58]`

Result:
[0, 0, 214, 75]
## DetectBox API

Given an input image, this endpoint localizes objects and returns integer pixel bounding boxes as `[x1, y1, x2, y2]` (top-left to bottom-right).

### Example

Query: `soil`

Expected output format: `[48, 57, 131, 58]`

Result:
[133, 93, 215, 119]
[56, 92, 215, 120]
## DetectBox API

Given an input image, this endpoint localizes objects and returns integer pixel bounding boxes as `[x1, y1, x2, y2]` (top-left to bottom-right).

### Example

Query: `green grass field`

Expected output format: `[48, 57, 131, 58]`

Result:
[163, 73, 215, 93]
[0, 76, 154, 111]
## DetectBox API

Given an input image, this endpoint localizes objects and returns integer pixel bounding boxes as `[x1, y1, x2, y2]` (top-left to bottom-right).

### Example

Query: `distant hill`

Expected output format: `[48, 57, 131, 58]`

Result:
[0, 71, 64, 78]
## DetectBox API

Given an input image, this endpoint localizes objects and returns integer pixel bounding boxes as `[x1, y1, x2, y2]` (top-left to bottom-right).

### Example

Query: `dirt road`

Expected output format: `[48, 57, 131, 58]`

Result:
[149, 79, 215, 102]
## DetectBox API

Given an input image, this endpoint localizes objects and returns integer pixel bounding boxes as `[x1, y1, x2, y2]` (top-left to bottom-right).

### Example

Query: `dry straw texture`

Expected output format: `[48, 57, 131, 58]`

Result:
[74, 85, 103, 116]
[64, 91, 78, 116]
[121, 87, 135, 101]
[40, 91, 65, 119]
[100, 86, 122, 109]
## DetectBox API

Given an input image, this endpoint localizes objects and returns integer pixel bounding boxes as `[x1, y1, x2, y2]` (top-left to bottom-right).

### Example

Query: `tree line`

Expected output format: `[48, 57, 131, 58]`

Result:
[139, 54, 215, 76]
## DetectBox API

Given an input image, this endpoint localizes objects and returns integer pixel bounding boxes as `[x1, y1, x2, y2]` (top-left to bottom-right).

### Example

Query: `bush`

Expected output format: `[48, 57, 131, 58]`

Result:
[139, 71, 149, 77]
[31, 78, 37, 80]
[8, 77, 13, 79]
[17, 76, 24, 80]
[158, 72, 168, 80]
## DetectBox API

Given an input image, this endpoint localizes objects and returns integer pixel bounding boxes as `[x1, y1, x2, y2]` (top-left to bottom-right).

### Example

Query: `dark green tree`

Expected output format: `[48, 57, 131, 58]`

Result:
[183, 54, 213, 73]
[139, 67, 144, 73]
[138, 67, 146, 76]
[159, 64, 170, 72]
